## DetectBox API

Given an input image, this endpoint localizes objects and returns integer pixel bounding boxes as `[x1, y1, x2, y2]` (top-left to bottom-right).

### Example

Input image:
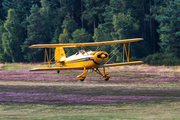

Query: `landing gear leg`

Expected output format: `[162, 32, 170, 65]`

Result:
[94, 67, 110, 81]
[77, 73, 86, 82]
[103, 66, 110, 81]
[77, 67, 92, 81]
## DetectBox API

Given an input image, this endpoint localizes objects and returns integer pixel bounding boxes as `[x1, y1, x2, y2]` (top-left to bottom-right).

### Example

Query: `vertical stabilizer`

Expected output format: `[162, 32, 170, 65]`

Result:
[55, 47, 66, 66]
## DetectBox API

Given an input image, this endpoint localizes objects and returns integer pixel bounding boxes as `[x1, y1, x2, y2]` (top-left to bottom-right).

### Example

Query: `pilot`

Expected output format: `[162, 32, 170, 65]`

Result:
[76, 52, 79, 55]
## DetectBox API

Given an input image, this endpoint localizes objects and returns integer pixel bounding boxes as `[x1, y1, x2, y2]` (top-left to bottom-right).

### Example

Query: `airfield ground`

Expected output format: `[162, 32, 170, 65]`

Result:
[0, 63, 180, 120]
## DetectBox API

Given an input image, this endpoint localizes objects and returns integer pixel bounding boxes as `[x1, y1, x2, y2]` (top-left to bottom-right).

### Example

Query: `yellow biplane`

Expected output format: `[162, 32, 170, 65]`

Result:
[29, 38, 143, 81]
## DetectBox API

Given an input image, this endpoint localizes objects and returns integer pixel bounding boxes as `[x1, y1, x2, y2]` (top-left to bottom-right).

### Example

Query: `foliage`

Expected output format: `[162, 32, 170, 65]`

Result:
[145, 53, 180, 66]
[93, 26, 111, 42]
[111, 12, 140, 40]
[70, 28, 93, 54]
[82, 0, 109, 29]
[0, 0, 179, 65]
[59, 28, 71, 43]
[2, 9, 22, 62]
[51, 27, 61, 44]
[71, 28, 92, 43]
[59, 14, 78, 44]
[156, 0, 180, 58]
[61, 14, 78, 33]
[21, 4, 44, 62]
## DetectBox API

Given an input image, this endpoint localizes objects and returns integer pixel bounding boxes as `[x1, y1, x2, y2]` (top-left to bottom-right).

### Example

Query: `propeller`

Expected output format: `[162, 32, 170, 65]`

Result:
[93, 49, 109, 66]
[100, 46, 106, 65]
[100, 53, 105, 65]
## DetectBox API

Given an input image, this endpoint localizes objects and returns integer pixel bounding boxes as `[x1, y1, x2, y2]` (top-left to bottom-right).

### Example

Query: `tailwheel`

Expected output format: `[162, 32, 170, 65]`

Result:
[104, 73, 110, 81]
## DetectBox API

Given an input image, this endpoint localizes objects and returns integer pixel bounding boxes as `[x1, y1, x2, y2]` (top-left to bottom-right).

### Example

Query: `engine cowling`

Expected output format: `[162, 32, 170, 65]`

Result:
[93, 52, 109, 65]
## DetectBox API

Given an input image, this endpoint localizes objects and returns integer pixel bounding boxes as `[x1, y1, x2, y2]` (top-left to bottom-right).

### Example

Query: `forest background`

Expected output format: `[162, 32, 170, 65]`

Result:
[0, 0, 179, 65]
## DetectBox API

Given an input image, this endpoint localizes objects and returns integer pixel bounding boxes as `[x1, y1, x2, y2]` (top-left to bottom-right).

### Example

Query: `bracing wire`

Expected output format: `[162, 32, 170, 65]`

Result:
[105, 44, 122, 64]
[108, 44, 121, 56]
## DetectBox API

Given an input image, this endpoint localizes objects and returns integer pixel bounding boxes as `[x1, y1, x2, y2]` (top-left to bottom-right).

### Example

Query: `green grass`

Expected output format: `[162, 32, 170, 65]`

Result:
[1, 64, 34, 69]
[0, 102, 180, 120]
[172, 66, 179, 70]
[2, 66, 20, 69]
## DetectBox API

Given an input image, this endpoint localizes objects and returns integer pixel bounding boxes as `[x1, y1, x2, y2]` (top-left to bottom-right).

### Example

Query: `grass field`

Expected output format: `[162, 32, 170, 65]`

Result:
[0, 63, 180, 120]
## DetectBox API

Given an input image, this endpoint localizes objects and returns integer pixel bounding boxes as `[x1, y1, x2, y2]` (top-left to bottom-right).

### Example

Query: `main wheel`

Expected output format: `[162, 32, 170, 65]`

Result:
[80, 79, 84, 82]
[104, 78, 109, 81]
[104, 73, 110, 81]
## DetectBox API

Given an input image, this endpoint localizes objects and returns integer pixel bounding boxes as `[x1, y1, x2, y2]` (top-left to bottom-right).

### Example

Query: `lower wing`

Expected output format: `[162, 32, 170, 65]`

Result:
[30, 61, 143, 71]
[30, 66, 84, 71]
[104, 61, 143, 67]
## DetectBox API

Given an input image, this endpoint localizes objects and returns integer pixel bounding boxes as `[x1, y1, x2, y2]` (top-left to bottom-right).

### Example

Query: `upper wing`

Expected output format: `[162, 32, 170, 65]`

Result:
[29, 38, 143, 48]
[104, 61, 143, 67]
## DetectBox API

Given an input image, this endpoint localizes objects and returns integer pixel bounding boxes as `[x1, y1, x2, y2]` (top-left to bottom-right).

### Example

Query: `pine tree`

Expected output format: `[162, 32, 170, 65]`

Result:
[100, 0, 123, 33]
[59, 28, 71, 43]
[111, 12, 143, 59]
[39, 0, 52, 43]
[111, 12, 140, 40]
[156, 0, 180, 58]
[2, 9, 22, 62]
[93, 26, 111, 55]
[58, 14, 79, 44]
[61, 14, 78, 33]
[22, 4, 44, 62]
[93, 26, 110, 42]
[82, 0, 110, 31]
[51, 27, 61, 44]
[0, 20, 3, 58]
[71, 28, 92, 43]
[70, 28, 93, 54]
[2, 0, 40, 21]
[0, 20, 11, 62]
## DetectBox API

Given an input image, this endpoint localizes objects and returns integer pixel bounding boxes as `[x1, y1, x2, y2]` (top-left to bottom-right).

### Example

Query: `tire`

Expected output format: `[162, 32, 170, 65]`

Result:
[104, 78, 109, 81]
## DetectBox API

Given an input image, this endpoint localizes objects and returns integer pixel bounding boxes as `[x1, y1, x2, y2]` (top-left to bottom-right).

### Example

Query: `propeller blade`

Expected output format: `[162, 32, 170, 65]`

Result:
[100, 53, 104, 65]
[100, 45, 106, 65]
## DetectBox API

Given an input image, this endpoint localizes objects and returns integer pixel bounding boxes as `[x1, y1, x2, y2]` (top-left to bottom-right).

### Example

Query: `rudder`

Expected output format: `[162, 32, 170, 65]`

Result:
[55, 47, 66, 66]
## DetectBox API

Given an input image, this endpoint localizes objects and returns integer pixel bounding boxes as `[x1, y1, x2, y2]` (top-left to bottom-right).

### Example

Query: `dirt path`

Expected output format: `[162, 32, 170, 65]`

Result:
[0, 80, 177, 88]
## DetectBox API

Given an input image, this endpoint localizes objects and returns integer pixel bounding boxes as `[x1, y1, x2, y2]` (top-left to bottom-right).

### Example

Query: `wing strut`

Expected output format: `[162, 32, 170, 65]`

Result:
[106, 42, 131, 64]
[75, 45, 89, 55]
[96, 44, 105, 51]
[123, 42, 130, 63]
[44, 47, 51, 68]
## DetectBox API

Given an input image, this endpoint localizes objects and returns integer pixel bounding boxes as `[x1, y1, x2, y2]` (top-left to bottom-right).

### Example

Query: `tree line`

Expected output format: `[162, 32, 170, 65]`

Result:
[0, 0, 179, 65]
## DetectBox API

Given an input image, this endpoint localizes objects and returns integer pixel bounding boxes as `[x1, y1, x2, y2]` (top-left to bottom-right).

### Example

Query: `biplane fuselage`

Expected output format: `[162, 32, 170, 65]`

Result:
[29, 38, 144, 81]
[58, 51, 109, 69]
